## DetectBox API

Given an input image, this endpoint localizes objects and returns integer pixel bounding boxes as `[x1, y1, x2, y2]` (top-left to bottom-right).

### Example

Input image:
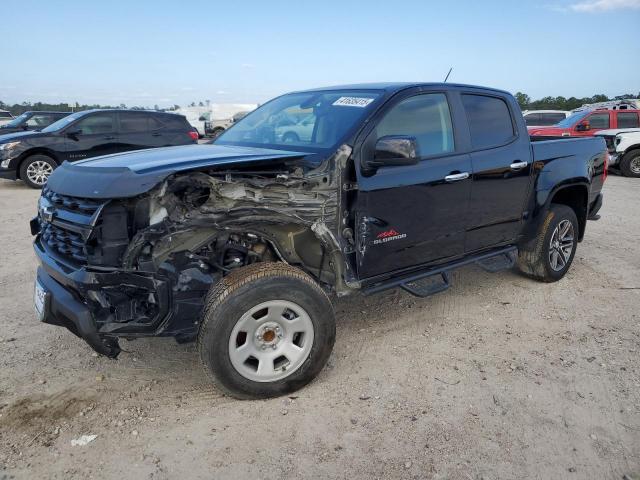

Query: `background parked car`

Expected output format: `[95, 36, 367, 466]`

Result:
[0, 110, 14, 127]
[0, 111, 71, 135]
[529, 108, 640, 137]
[0, 109, 197, 188]
[596, 127, 640, 177]
[521, 110, 570, 127]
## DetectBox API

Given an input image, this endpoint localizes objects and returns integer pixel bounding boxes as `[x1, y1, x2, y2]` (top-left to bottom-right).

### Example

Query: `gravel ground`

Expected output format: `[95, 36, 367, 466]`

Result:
[0, 174, 638, 480]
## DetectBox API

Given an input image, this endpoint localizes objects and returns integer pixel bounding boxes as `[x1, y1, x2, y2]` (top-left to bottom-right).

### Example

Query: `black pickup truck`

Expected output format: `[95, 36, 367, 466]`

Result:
[31, 83, 606, 398]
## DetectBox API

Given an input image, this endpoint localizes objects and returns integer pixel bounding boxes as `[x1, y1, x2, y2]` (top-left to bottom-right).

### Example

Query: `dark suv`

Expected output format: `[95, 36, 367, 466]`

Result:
[0, 109, 198, 188]
[0, 111, 71, 135]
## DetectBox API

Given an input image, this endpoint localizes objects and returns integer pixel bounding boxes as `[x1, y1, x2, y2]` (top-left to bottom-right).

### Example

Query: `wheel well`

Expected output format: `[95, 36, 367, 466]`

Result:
[16, 150, 58, 179]
[550, 185, 588, 241]
[623, 146, 640, 159]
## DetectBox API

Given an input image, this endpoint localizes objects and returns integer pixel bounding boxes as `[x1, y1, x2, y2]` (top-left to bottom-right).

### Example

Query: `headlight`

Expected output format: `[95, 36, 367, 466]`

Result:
[0, 141, 21, 151]
[0, 159, 10, 168]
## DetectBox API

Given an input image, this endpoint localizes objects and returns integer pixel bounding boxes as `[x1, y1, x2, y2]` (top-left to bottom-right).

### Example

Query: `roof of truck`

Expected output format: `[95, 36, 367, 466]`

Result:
[297, 82, 510, 95]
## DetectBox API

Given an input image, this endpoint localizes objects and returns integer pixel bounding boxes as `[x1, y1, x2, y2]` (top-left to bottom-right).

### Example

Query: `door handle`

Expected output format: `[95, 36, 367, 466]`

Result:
[104, 136, 115, 140]
[510, 161, 528, 171]
[444, 172, 470, 183]
[152, 133, 162, 137]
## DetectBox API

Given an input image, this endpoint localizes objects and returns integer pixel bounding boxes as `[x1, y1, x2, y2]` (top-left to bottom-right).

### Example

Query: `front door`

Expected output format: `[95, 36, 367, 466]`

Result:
[355, 92, 472, 279]
[63, 112, 119, 162]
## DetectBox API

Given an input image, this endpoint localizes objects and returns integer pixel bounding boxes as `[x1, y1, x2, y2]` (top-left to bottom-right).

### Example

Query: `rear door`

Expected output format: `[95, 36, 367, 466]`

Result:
[461, 93, 533, 252]
[63, 112, 119, 161]
[118, 112, 156, 152]
[355, 90, 472, 279]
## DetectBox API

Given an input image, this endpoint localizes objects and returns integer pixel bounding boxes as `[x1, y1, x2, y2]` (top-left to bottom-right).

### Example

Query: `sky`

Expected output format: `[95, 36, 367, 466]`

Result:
[1, 0, 639, 108]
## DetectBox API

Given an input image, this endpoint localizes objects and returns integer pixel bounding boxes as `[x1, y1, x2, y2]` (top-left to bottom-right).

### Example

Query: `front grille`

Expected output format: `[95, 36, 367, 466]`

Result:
[41, 222, 87, 263]
[43, 187, 103, 216]
[39, 188, 106, 265]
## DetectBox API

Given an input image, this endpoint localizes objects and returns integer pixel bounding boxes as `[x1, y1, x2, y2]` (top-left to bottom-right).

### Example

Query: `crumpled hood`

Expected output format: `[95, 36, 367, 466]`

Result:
[46, 144, 308, 199]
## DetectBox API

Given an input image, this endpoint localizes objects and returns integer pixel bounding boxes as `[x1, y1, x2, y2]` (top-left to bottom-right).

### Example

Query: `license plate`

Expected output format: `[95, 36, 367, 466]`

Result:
[34, 281, 47, 321]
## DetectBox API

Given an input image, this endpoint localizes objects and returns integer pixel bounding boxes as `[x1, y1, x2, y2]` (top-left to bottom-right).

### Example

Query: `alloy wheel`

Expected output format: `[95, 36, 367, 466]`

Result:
[548, 219, 575, 272]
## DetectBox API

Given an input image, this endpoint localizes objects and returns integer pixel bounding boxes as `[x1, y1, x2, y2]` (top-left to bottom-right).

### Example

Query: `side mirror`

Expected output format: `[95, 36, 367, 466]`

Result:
[66, 129, 83, 137]
[576, 121, 591, 132]
[198, 116, 206, 121]
[363, 135, 419, 174]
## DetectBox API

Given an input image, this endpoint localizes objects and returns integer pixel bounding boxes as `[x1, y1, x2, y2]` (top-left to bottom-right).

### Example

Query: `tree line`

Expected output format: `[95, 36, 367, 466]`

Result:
[3, 92, 640, 116]
[0, 101, 184, 116]
[515, 92, 640, 111]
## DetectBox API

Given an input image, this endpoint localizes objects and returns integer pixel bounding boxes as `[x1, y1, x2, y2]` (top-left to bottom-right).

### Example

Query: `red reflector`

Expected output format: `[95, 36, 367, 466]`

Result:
[188, 131, 198, 141]
[603, 154, 608, 182]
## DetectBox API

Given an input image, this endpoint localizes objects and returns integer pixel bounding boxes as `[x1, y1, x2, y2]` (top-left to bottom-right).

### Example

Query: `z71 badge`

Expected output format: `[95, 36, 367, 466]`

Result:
[373, 229, 407, 245]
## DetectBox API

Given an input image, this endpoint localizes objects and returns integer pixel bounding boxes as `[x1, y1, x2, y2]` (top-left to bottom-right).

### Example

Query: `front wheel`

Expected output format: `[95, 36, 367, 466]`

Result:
[20, 154, 56, 189]
[620, 150, 640, 178]
[198, 262, 336, 399]
[517, 204, 579, 282]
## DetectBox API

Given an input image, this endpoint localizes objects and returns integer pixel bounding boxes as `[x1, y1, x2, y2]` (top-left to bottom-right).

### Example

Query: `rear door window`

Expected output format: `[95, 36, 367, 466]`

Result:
[462, 94, 515, 149]
[617, 112, 639, 128]
[375, 93, 455, 157]
[586, 113, 610, 129]
[120, 113, 149, 133]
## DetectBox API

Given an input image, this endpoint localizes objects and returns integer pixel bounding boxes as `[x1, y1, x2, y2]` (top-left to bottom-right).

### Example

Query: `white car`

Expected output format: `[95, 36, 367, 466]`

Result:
[596, 128, 640, 177]
[276, 115, 315, 143]
[0, 110, 14, 127]
[522, 110, 571, 128]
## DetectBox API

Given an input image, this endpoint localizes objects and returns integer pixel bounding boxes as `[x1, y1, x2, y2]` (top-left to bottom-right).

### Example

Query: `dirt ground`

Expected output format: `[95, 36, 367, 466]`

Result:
[0, 174, 638, 480]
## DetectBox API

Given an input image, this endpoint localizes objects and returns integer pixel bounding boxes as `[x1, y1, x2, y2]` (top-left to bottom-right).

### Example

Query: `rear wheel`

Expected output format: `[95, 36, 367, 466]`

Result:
[20, 154, 56, 189]
[517, 204, 579, 282]
[198, 262, 335, 399]
[620, 150, 640, 178]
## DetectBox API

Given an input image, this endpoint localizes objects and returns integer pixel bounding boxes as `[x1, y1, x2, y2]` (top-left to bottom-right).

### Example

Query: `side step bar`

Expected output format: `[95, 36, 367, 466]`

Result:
[362, 246, 517, 298]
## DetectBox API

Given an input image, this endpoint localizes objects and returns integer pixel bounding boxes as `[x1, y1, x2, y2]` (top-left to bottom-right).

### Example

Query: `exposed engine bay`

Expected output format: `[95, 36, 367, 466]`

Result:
[34, 145, 357, 352]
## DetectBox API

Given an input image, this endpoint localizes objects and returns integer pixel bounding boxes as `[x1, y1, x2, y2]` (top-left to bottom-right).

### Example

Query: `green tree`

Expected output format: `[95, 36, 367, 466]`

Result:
[514, 92, 530, 110]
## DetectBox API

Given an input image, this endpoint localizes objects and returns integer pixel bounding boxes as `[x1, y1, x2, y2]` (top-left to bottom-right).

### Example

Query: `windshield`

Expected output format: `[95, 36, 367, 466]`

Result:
[1, 112, 30, 128]
[41, 111, 86, 133]
[555, 111, 589, 128]
[215, 90, 381, 152]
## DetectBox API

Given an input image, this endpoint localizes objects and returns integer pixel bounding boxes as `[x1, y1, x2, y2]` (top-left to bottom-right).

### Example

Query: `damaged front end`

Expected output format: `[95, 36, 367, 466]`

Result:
[32, 146, 358, 357]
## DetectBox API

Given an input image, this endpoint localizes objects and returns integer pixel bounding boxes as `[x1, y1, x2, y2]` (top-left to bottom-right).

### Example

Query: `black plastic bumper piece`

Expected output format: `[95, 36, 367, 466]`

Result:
[588, 193, 603, 220]
[0, 168, 17, 180]
[36, 266, 121, 358]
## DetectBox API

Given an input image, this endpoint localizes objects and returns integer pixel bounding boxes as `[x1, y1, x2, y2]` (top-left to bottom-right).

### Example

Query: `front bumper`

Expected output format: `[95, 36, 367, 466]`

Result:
[36, 266, 121, 357]
[32, 223, 206, 356]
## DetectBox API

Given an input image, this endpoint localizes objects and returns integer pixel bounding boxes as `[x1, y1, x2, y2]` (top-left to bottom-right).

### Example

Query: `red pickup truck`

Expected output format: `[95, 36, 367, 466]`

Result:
[529, 108, 640, 137]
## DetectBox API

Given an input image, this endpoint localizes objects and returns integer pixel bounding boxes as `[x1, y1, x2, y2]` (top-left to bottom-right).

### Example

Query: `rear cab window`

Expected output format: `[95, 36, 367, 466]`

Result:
[540, 113, 566, 125]
[523, 113, 540, 126]
[462, 94, 515, 149]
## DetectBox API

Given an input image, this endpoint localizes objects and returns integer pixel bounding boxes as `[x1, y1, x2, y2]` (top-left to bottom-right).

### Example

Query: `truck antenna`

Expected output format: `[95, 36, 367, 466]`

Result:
[444, 68, 453, 83]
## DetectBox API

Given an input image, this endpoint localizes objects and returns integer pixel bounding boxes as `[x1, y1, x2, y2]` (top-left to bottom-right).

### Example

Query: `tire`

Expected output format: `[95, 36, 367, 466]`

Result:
[282, 132, 300, 143]
[516, 204, 579, 282]
[619, 150, 640, 178]
[19, 154, 57, 189]
[198, 262, 336, 399]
